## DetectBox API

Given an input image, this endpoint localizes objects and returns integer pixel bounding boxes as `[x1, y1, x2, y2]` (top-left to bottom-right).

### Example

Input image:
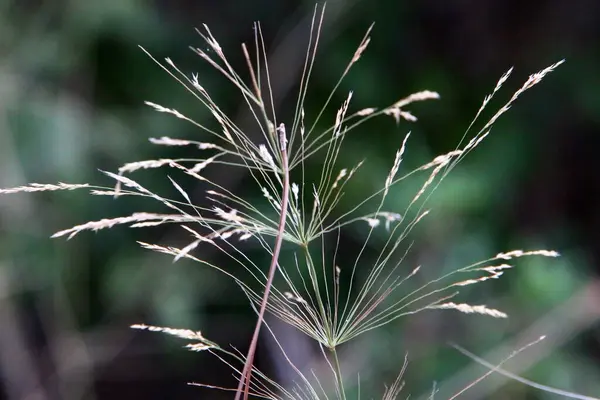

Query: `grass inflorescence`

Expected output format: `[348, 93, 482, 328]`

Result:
[1, 4, 575, 400]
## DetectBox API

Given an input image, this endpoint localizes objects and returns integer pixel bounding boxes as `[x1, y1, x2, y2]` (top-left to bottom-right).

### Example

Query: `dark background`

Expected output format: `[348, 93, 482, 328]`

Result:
[0, 0, 599, 399]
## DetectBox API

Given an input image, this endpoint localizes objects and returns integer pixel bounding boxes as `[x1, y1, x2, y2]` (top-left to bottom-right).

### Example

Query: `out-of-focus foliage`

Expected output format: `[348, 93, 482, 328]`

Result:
[1, 1, 599, 399]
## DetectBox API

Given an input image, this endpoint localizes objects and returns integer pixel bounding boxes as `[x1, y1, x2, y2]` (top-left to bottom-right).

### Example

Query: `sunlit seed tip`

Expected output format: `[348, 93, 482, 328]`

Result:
[414, 210, 430, 224]
[149, 137, 192, 146]
[131, 323, 209, 341]
[495, 249, 560, 260]
[190, 156, 217, 173]
[356, 107, 376, 116]
[186, 343, 213, 352]
[384, 132, 411, 196]
[365, 218, 380, 228]
[258, 145, 276, 171]
[238, 232, 252, 241]
[334, 92, 354, 137]
[430, 302, 507, 318]
[213, 207, 244, 223]
[284, 292, 307, 305]
[0, 182, 89, 195]
[332, 169, 348, 189]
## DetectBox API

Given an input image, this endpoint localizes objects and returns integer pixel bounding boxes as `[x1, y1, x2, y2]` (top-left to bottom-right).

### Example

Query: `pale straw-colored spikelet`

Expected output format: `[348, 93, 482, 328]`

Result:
[180, 225, 216, 245]
[383, 108, 417, 124]
[168, 177, 191, 204]
[413, 210, 430, 225]
[475, 67, 514, 117]
[463, 131, 490, 152]
[453, 272, 504, 287]
[182, 168, 207, 182]
[356, 107, 376, 116]
[334, 92, 353, 137]
[185, 343, 214, 352]
[190, 156, 218, 173]
[363, 212, 402, 230]
[478, 264, 513, 273]
[392, 90, 441, 108]
[384, 132, 411, 196]
[350, 24, 373, 64]
[419, 150, 463, 171]
[103, 171, 150, 194]
[238, 232, 253, 241]
[365, 218, 381, 228]
[331, 169, 348, 189]
[144, 101, 186, 119]
[90, 189, 133, 196]
[0, 182, 89, 194]
[131, 323, 207, 341]
[284, 292, 308, 305]
[258, 144, 277, 171]
[262, 187, 282, 211]
[412, 162, 448, 203]
[197, 142, 220, 150]
[149, 137, 194, 146]
[137, 241, 202, 263]
[291, 183, 299, 203]
[52, 213, 193, 239]
[384, 90, 440, 123]
[149, 136, 220, 150]
[190, 73, 205, 93]
[213, 207, 244, 223]
[174, 240, 201, 262]
[347, 160, 364, 179]
[430, 302, 508, 318]
[138, 241, 171, 254]
[382, 212, 402, 231]
[515, 60, 564, 96]
[409, 265, 421, 277]
[481, 61, 564, 134]
[494, 67, 514, 93]
[131, 324, 215, 352]
[208, 110, 234, 143]
[261, 187, 275, 202]
[119, 159, 175, 174]
[200, 24, 223, 56]
[206, 190, 227, 198]
[496, 249, 560, 260]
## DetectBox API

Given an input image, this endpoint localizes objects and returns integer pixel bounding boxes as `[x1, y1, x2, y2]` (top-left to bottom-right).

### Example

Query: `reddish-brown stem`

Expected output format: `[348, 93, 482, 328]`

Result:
[235, 129, 289, 400]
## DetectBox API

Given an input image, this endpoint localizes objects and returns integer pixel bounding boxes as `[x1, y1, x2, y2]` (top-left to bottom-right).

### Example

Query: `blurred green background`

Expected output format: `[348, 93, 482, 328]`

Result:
[1, 0, 599, 399]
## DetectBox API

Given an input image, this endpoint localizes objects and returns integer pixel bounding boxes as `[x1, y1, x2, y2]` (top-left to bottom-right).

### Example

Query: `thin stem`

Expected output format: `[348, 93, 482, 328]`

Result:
[235, 126, 290, 400]
[331, 347, 346, 400]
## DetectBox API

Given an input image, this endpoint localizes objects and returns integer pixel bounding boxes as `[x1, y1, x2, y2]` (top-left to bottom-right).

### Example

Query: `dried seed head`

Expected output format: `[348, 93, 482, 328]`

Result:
[429, 302, 507, 318]
[496, 249, 560, 260]
[384, 132, 410, 196]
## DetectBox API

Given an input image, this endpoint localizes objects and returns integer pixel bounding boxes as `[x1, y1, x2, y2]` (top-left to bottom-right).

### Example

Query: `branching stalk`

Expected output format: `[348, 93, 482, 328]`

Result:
[235, 125, 290, 400]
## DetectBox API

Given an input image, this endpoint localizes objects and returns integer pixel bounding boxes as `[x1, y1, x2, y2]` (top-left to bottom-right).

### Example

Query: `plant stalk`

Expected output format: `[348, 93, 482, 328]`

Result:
[235, 127, 290, 400]
[332, 347, 346, 400]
